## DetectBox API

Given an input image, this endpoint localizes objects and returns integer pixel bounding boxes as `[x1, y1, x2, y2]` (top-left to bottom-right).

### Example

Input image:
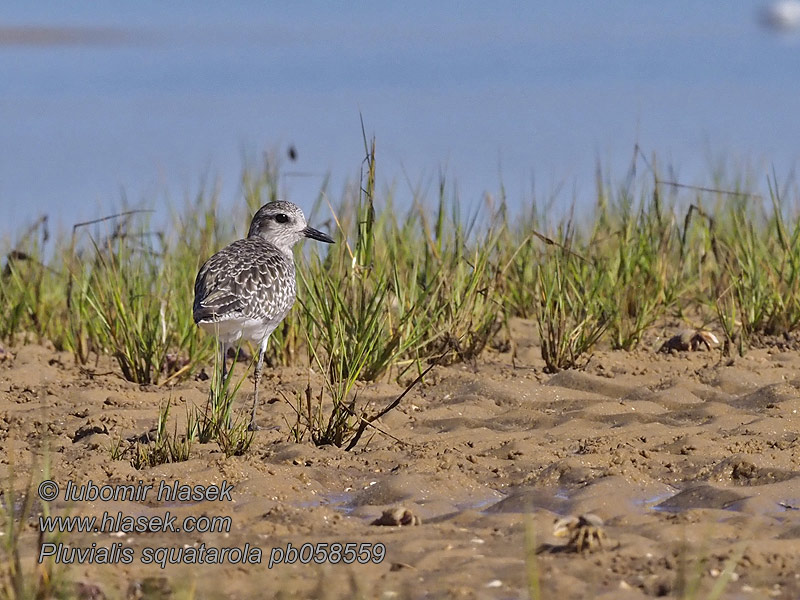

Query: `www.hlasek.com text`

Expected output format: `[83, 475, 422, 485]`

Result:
[39, 511, 231, 534]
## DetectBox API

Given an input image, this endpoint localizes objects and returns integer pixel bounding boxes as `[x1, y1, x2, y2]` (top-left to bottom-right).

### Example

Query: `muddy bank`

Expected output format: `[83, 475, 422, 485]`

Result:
[1, 321, 799, 599]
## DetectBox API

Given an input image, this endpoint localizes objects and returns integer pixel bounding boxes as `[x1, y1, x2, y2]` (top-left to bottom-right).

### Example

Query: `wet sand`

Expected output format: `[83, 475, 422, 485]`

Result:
[1, 319, 799, 599]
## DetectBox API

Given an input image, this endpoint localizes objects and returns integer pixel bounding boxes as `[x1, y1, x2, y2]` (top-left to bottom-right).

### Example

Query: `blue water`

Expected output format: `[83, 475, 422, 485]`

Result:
[2, 1, 799, 238]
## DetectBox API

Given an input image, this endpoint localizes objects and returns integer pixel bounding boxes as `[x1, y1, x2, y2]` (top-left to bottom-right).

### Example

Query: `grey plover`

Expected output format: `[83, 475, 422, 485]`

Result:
[193, 201, 334, 429]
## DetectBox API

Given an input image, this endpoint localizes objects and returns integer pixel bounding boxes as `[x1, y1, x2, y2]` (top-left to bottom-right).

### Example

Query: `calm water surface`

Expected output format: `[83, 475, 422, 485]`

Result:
[1, 1, 799, 237]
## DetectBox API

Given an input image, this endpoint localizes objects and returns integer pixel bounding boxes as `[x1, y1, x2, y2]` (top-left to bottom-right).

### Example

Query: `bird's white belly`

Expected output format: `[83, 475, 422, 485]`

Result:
[198, 316, 280, 347]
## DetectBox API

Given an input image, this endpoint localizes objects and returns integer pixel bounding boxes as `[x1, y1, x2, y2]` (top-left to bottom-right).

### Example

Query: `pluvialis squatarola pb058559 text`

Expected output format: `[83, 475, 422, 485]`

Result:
[193, 201, 334, 430]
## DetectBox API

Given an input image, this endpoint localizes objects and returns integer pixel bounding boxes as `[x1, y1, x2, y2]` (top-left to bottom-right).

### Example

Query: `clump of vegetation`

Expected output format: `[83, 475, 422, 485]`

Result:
[110, 399, 192, 469]
[110, 354, 255, 466]
[286, 383, 362, 448]
[188, 350, 254, 457]
[534, 241, 609, 372]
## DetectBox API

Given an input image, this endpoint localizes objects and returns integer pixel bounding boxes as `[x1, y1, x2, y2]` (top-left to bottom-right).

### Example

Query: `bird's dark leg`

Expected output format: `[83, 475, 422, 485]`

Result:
[220, 342, 228, 383]
[249, 339, 267, 431]
[220, 342, 232, 429]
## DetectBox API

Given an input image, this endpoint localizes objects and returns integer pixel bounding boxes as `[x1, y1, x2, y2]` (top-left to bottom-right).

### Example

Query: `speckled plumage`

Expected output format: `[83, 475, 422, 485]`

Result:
[193, 201, 334, 429]
[193, 237, 296, 345]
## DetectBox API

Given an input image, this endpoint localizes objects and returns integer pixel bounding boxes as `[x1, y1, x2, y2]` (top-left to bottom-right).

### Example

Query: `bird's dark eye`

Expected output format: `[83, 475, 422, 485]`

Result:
[275, 213, 289, 224]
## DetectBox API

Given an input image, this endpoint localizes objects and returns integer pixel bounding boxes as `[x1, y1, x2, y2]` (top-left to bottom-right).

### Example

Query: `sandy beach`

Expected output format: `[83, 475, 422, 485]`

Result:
[2, 318, 798, 599]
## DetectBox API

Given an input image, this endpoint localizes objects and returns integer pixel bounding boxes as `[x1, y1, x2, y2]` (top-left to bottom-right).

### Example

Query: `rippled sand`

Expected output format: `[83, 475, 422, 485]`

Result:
[2, 319, 799, 599]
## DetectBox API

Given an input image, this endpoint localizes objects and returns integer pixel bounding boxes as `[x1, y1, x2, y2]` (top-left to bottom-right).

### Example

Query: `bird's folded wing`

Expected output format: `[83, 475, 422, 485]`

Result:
[193, 241, 290, 323]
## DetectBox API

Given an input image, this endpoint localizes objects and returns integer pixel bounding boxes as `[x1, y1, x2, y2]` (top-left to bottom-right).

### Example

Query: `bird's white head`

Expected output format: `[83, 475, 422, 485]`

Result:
[247, 201, 334, 253]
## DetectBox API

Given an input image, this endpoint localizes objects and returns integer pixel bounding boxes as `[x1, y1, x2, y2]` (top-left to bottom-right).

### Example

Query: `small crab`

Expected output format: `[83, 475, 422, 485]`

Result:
[659, 329, 719, 353]
[553, 513, 607, 553]
[371, 507, 421, 527]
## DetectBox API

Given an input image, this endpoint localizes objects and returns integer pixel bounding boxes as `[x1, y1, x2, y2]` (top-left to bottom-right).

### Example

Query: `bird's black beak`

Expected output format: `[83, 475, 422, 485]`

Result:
[302, 226, 335, 244]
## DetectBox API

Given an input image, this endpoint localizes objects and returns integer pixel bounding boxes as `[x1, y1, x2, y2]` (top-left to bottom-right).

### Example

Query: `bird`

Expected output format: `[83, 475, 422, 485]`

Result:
[760, 1, 800, 31]
[193, 201, 334, 430]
